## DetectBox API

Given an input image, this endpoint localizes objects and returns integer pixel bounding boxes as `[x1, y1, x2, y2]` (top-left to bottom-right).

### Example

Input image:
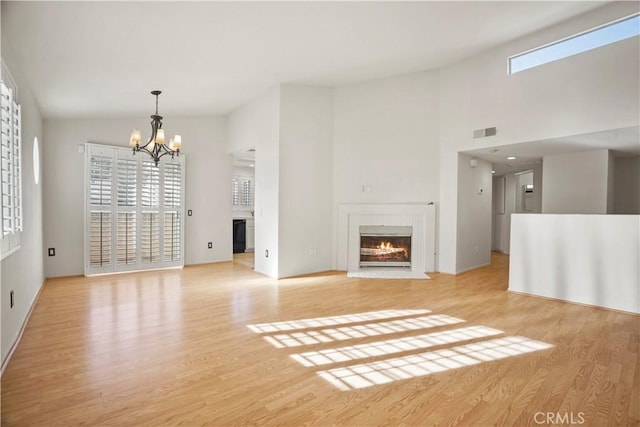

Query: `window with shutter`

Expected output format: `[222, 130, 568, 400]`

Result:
[116, 156, 137, 265]
[0, 77, 22, 259]
[232, 178, 240, 206]
[89, 154, 112, 206]
[89, 211, 112, 267]
[1, 110, 13, 235]
[232, 175, 254, 210]
[12, 100, 21, 232]
[87, 150, 113, 272]
[140, 159, 160, 264]
[117, 158, 136, 207]
[141, 160, 160, 208]
[164, 212, 180, 262]
[85, 144, 184, 275]
[164, 162, 181, 262]
[140, 212, 160, 263]
[242, 179, 253, 206]
[116, 212, 136, 265]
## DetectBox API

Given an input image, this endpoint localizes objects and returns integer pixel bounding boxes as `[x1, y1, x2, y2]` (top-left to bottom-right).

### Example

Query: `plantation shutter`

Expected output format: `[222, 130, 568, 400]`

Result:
[242, 179, 253, 206]
[88, 150, 113, 271]
[116, 155, 137, 265]
[163, 161, 182, 263]
[85, 144, 184, 275]
[1, 80, 22, 258]
[140, 160, 160, 264]
[1, 93, 13, 236]
[232, 176, 253, 209]
[232, 178, 239, 206]
[12, 100, 21, 233]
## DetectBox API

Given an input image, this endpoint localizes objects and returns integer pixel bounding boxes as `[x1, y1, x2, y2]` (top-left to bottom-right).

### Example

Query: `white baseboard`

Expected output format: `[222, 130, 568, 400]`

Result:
[1, 279, 46, 376]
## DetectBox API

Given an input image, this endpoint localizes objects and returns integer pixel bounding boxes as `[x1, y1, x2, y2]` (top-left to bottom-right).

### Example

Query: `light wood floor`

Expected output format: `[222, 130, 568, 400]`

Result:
[233, 252, 255, 269]
[2, 253, 638, 426]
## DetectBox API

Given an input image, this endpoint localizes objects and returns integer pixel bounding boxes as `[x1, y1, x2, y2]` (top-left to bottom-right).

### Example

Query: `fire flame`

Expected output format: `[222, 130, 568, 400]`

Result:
[378, 241, 394, 250]
[376, 241, 408, 258]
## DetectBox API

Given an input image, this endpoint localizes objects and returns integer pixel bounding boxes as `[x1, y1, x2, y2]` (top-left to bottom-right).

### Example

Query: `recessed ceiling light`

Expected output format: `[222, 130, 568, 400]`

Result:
[507, 156, 517, 160]
[491, 170, 496, 174]
[249, 164, 255, 167]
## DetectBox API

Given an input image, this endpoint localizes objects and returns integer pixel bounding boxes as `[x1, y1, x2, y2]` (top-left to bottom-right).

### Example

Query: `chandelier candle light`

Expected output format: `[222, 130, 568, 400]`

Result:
[129, 90, 182, 166]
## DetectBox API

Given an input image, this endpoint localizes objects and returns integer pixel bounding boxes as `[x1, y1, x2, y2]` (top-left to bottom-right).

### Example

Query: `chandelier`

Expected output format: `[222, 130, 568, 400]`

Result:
[128, 90, 182, 166]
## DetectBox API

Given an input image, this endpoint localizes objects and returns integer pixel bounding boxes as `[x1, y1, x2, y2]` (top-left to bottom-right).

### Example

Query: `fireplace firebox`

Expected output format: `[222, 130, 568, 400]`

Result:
[359, 225, 412, 268]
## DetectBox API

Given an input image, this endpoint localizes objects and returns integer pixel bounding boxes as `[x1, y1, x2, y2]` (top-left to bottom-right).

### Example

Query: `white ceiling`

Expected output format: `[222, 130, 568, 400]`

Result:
[2, 1, 607, 119]
[464, 126, 640, 176]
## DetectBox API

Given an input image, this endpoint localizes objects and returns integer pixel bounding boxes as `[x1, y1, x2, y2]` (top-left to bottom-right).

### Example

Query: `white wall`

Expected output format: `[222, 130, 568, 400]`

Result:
[332, 71, 440, 270]
[510, 214, 639, 314]
[607, 151, 615, 214]
[179, 117, 232, 265]
[533, 164, 543, 214]
[278, 85, 333, 278]
[438, 2, 640, 273]
[456, 154, 493, 272]
[542, 149, 611, 214]
[613, 156, 640, 214]
[228, 85, 333, 279]
[227, 87, 280, 278]
[43, 116, 231, 277]
[1, 40, 45, 366]
[333, 71, 440, 205]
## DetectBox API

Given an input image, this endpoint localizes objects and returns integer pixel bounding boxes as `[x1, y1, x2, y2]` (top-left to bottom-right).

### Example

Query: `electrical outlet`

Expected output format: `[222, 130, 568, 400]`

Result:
[208, 242, 212, 249]
[10, 290, 14, 308]
[48, 248, 55, 256]
[188, 210, 193, 216]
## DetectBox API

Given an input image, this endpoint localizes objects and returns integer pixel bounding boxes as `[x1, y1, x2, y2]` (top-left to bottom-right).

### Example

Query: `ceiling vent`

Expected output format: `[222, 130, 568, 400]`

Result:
[473, 127, 497, 139]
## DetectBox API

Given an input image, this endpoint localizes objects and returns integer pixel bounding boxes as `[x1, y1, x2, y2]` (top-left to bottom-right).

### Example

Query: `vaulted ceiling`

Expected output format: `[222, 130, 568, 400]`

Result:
[2, 1, 605, 119]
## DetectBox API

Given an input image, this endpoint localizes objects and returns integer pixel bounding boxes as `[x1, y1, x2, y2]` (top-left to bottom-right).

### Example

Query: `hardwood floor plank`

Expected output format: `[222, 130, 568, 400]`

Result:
[1, 253, 638, 426]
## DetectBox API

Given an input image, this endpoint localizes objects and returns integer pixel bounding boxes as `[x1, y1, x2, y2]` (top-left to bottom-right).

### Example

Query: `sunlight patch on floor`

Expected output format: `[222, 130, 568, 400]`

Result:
[247, 309, 430, 333]
[316, 336, 553, 391]
[246, 309, 553, 391]
[290, 325, 503, 367]
[262, 314, 464, 348]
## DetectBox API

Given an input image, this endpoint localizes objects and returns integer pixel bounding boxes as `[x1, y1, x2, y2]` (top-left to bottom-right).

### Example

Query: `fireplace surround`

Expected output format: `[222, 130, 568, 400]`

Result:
[337, 203, 435, 279]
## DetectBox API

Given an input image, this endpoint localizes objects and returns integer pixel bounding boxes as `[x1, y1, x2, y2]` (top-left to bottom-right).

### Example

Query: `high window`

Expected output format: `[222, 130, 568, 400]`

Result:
[85, 144, 185, 275]
[509, 14, 640, 74]
[1, 77, 22, 259]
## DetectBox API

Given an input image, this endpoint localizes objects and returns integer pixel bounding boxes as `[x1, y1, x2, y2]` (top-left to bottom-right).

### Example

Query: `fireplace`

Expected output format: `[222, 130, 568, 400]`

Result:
[359, 225, 412, 268]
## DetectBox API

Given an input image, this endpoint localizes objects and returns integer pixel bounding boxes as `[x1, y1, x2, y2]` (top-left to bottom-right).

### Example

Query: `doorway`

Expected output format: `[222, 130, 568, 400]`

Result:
[232, 150, 256, 268]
